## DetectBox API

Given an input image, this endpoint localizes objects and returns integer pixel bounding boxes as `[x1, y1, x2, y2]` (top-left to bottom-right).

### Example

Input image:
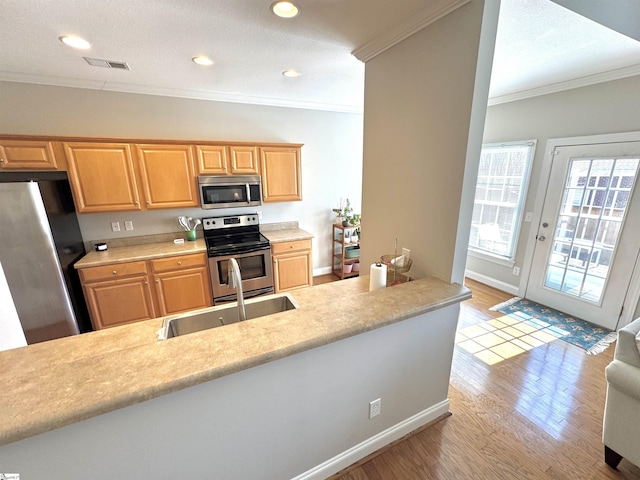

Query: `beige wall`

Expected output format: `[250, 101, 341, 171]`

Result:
[0, 81, 364, 274]
[360, 0, 497, 283]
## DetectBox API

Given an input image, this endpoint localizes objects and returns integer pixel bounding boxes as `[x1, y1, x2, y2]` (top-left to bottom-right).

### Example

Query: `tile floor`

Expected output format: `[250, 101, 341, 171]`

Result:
[455, 311, 571, 365]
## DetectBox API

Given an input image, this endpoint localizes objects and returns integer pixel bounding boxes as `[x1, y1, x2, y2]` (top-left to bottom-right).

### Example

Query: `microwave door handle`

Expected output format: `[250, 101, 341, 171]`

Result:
[246, 183, 251, 203]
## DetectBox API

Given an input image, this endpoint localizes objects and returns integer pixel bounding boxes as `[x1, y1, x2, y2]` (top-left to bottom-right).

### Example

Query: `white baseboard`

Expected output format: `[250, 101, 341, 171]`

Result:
[291, 399, 450, 480]
[313, 266, 333, 276]
[465, 269, 519, 296]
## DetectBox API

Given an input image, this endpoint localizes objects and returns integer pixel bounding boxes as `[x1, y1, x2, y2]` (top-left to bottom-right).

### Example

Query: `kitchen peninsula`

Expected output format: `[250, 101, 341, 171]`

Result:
[0, 276, 470, 480]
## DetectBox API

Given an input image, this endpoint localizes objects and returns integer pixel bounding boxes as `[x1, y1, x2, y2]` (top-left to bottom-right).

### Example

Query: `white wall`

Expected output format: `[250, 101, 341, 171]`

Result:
[360, 0, 497, 283]
[467, 75, 640, 295]
[0, 81, 364, 274]
[0, 305, 460, 480]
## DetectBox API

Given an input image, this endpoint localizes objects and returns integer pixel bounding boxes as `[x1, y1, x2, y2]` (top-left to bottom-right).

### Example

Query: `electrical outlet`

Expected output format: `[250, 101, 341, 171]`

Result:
[111, 222, 121, 232]
[369, 398, 381, 419]
[524, 212, 533, 222]
[124, 221, 134, 231]
[513, 266, 520, 276]
[402, 248, 410, 258]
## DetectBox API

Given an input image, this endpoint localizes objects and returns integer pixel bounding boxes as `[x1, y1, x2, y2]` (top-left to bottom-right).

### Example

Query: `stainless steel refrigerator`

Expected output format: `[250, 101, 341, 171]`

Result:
[0, 177, 90, 348]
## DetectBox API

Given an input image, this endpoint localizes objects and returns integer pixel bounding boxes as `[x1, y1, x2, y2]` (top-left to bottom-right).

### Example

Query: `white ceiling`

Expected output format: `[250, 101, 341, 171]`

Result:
[1, 0, 640, 113]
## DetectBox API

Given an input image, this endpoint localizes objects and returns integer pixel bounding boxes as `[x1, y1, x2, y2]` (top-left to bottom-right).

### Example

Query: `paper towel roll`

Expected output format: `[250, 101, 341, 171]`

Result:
[369, 262, 387, 291]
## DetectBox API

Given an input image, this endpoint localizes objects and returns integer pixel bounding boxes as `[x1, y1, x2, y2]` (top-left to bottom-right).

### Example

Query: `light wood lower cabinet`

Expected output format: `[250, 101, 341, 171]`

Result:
[79, 253, 212, 330]
[272, 239, 313, 292]
[150, 255, 212, 316]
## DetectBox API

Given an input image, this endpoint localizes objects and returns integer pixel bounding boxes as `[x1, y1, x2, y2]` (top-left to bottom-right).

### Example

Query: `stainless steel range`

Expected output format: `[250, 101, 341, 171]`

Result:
[203, 213, 274, 304]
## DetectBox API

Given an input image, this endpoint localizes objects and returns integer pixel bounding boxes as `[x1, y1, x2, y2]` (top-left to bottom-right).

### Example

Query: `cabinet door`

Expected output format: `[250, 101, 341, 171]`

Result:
[64, 143, 141, 213]
[0, 140, 58, 170]
[153, 266, 212, 316]
[228, 146, 259, 174]
[136, 144, 199, 209]
[260, 146, 302, 202]
[195, 145, 229, 175]
[273, 251, 312, 292]
[83, 276, 156, 329]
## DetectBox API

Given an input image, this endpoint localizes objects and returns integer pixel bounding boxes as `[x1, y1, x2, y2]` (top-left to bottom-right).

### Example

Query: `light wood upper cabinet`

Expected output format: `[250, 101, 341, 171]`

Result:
[196, 145, 259, 175]
[195, 145, 229, 175]
[64, 142, 141, 213]
[136, 144, 199, 209]
[260, 146, 302, 202]
[0, 140, 59, 170]
[228, 145, 259, 174]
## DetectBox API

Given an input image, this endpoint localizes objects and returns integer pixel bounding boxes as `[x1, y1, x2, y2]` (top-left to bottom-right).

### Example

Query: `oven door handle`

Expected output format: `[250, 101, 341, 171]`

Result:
[246, 183, 251, 204]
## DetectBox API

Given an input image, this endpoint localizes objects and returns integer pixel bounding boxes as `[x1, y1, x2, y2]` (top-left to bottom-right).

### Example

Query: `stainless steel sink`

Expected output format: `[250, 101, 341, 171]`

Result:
[158, 293, 299, 340]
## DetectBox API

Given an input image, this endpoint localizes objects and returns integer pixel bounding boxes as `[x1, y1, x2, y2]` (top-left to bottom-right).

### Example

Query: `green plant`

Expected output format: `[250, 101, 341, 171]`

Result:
[332, 198, 352, 218]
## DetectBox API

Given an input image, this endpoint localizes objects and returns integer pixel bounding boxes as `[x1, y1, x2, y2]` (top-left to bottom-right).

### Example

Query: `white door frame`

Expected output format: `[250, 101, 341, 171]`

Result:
[519, 131, 640, 329]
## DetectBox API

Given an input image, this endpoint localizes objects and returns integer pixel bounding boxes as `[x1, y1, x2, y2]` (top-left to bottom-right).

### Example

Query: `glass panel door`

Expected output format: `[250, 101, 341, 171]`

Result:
[544, 158, 639, 304]
[526, 142, 640, 329]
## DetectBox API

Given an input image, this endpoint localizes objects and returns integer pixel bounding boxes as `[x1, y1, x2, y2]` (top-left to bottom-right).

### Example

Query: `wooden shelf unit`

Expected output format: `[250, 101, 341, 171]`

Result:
[332, 223, 360, 280]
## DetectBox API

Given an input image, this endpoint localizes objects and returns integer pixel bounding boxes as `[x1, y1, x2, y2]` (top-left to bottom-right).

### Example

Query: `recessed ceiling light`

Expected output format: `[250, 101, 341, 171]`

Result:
[282, 69, 301, 78]
[271, 1, 299, 18]
[59, 35, 91, 50]
[192, 56, 214, 66]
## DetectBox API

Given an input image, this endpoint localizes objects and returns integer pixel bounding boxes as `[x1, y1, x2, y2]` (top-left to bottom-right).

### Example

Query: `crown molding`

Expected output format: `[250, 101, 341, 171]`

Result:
[488, 63, 640, 106]
[0, 72, 364, 115]
[352, 0, 471, 63]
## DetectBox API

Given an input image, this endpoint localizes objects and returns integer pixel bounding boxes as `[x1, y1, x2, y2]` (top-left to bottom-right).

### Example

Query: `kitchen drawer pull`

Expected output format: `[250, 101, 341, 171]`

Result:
[144, 281, 149, 285]
[290, 245, 294, 249]
[155, 279, 159, 283]
[112, 270, 117, 275]
[178, 261, 182, 265]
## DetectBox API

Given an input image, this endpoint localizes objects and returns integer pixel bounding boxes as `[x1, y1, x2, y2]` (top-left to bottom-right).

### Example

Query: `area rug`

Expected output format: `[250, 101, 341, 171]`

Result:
[489, 297, 617, 355]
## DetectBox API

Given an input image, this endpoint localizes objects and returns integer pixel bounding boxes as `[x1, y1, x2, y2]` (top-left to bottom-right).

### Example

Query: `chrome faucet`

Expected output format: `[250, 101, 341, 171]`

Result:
[227, 258, 246, 322]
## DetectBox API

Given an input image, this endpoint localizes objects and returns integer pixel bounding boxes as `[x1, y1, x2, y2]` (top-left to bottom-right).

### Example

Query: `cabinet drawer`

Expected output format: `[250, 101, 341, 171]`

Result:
[272, 239, 311, 255]
[79, 261, 149, 282]
[151, 253, 207, 273]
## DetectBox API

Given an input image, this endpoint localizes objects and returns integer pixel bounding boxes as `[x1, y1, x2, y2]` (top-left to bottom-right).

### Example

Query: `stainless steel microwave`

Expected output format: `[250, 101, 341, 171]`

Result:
[198, 175, 263, 209]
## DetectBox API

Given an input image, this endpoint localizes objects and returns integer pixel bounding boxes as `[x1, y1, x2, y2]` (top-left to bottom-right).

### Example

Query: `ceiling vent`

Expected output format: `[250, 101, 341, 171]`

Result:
[83, 57, 130, 70]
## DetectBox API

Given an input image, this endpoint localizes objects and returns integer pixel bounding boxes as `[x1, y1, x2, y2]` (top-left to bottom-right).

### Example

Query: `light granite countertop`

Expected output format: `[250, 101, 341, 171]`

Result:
[0, 276, 470, 446]
[75, 239, 208, 268]
[261, 227, 313, 243]
[75, 227, 313, 268]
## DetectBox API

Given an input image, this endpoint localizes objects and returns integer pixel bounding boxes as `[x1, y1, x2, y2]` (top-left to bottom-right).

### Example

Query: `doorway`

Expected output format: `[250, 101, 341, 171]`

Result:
[525, 141, 640, 330]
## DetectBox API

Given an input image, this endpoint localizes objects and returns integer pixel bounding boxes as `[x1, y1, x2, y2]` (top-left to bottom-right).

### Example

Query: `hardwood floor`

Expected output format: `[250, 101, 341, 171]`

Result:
[330, 278, 640, 480]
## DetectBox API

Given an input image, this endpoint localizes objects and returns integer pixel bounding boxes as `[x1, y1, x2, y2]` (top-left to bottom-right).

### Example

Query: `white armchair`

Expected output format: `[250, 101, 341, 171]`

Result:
[603, 317, 640, 469]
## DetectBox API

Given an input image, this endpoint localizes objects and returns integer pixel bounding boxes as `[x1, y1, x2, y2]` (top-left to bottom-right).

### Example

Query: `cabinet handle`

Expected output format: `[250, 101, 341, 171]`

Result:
[290, 245, 294, 249]
[0, 158, 4, 163]
[146, 200, 150, 205]
[178, 261, 182, 265]
[112, 270, 117, 275]
[144, 281, 149, 285]
[155, 279, 159, 283]
[135, 201, 139, 206]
